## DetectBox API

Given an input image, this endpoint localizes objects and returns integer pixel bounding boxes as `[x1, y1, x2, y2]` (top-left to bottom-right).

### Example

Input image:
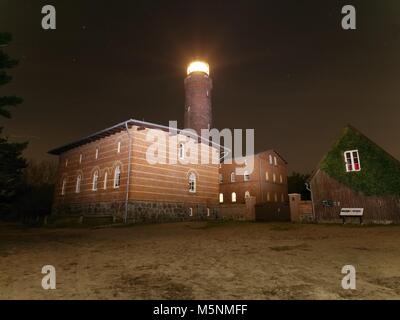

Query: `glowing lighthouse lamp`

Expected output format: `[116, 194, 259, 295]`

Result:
[187, 61, 210, 76]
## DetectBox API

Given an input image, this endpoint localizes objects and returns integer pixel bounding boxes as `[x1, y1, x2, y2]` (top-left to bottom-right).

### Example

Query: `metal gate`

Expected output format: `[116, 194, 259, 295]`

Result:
[255, 202, 290, 222]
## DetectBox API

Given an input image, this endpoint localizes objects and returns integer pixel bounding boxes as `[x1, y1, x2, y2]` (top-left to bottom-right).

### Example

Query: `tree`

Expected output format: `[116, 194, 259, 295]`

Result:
[0, 32, 27, 212]
[287, 172, 311, 200]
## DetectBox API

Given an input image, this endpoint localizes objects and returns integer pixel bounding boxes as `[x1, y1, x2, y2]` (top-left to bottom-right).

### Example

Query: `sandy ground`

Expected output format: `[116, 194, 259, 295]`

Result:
[1, 221, 400, 299]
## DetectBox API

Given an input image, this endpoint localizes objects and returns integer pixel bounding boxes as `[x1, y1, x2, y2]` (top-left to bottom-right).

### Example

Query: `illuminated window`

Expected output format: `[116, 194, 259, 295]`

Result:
[244, 170, 250, 181]
[95, 147, 99, 160]
[231, 172, 235, 182]
[245, 191, 250, 198]
[178, 143, 185, 160]
[79, 154, 82, 164]
[344, 150, 361, 172]
[189, 172, 196, 193]
[117, 141, 121, 153]
[274, 156, 277, 166]
[273, 173, 276, 182]
[265, 171, 269, 181]
[207, 208, 210, 216]
[114, 166, 121, 188]
[103, 171, 108, 190]
[65, 159, 68, 167]
[280, 174, 283, 183]
[231, 192, 237, 203]
[92, 171, 99, 191]
[189, 207, 193, 216]
[219, 173, 223, 183]
[61, 178, 67, 195]
[267, 192, 270, 202]
[269, 155, 273, 164]
[75, 175, 81, 193]
[219, 193, 224, 203]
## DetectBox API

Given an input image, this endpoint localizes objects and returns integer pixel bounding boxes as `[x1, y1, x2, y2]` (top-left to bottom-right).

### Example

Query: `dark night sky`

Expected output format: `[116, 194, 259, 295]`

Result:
[1, 0, 399, 173]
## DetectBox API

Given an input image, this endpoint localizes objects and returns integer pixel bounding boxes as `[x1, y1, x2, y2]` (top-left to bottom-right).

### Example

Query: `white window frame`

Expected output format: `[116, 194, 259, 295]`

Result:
[244, 170, 250, 181]
[114, 166, 121, 188]
[230, 172, 235, 182]
[265, 171, 269, 181]
[95, 147, 99, 160]
[245, 191, 250, 198]
[274, 156, 277, 166]
[273, 173, 276, 182]
[188, 207, 193, 216]
[219, 193, 224, 203]
[79, 154, 82, 164]
[344, 149, 361, 172]
[75, 175, 81, 193]
[189, 172, 196, 193]
[117, 141, 121, 154]
[92, 171, 99, 191]
[280, 174, 283, 183]
[178, 143, 185, 160]
[269, 155, 273, 164]
[231, 192, 237, 203]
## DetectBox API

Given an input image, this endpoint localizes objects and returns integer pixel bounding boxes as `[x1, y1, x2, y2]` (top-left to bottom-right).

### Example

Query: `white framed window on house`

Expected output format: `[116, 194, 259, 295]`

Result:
[79, 154, 82, 164]
[244, 170, 250, 181]
[117, 141, 121, 153]
[189, 172, 196, 193]
[273, 173, 276, 182]
[75, 175, 81, 193]
[92, 171, 99, 191]
[231, 172, 236, 182]
[269, 154, 273, 164]
[103, 171, 108, 190]
[219, 173, 223, 183]
[189, 207, 193, 216]
[178, 143, 185, 160]
[61, 178, 67, 195]
[219, 193, 224, 203]
[344, 150, 361, 172]
[95, 147, 99, 160]
[274, 156, 277, 166]
[231, 192, 237, 203]
[65, 159, 68, 167]
[114, 166, 121, 188]
[245, 191, 250, 198]
[267, 192, 270, 202]
[265, 171, 269, 181]
[280, 174, 283, 183]
[207, 208, 210, 217]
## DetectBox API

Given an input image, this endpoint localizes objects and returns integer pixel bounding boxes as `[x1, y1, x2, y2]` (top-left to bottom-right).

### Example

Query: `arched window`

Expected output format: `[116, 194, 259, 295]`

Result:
[103, 171, 108, 190]
[244, 170, 250, 181]
[189, 172, 196, 193]
[231, 192, 237, 203]
[230, 172, 235, 182]
[267, 192, 270, 202]
[219, 193, 224, 203]
[61, 178, 67, 195]
[114, 166, 121, 188]
[245, 191, 250, 198]
[79, 154, 82, 164]
[178, 143, 185, 160]
[92, 171, 99, 191]
[75, 175, 81, 193]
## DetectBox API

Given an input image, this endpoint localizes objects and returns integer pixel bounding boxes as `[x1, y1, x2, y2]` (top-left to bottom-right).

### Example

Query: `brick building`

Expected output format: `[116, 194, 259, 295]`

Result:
[218, 150, 288, 205]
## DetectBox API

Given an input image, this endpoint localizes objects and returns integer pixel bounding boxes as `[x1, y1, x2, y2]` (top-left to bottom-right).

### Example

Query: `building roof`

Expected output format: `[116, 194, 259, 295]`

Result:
[48, 119, 230, 156]
[310, 125, 400, 196]
[222, 149, 288, 165]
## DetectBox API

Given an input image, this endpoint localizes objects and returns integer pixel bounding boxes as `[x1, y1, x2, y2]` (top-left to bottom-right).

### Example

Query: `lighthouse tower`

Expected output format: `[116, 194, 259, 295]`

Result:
[184, 61, 213, 135]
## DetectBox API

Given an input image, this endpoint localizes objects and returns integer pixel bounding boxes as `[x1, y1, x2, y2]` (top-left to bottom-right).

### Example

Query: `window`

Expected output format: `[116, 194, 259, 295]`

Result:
[281, 193, 285, 202]
[65, 159, 68, 167]
[79, 154, 82, 164]
[265, 171, 269, 181]
[344, 150, 361, 172]
[219, 173, 223, 183]
[267, 192, 270, 202]
[117, 141, 121, 153]
[103, 171, 108, 190]
[274, 193, 278, 202]
[244, 170, 250, 181]
[189, 207, 193, 216]
[92, 171, 99, 191]
[207, 208, 210, 216]
[61, 178, 67, 195]
[114, 166, 121, 188]
[231, 192, 237, 203]
[219, 193, 224, 203]
[178, 143, 185, 160]
[280, 174, 283, 183]
[95, 147, 99, 160]
[273, 173, 276, 182]
[189, 172, 196, 193]
[75, 175, 81, 193]
[245, 191, 250, 198]
[269, 154, 273, 164]
[231, 172, 236, 182]
[274, 156, 277, 166]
